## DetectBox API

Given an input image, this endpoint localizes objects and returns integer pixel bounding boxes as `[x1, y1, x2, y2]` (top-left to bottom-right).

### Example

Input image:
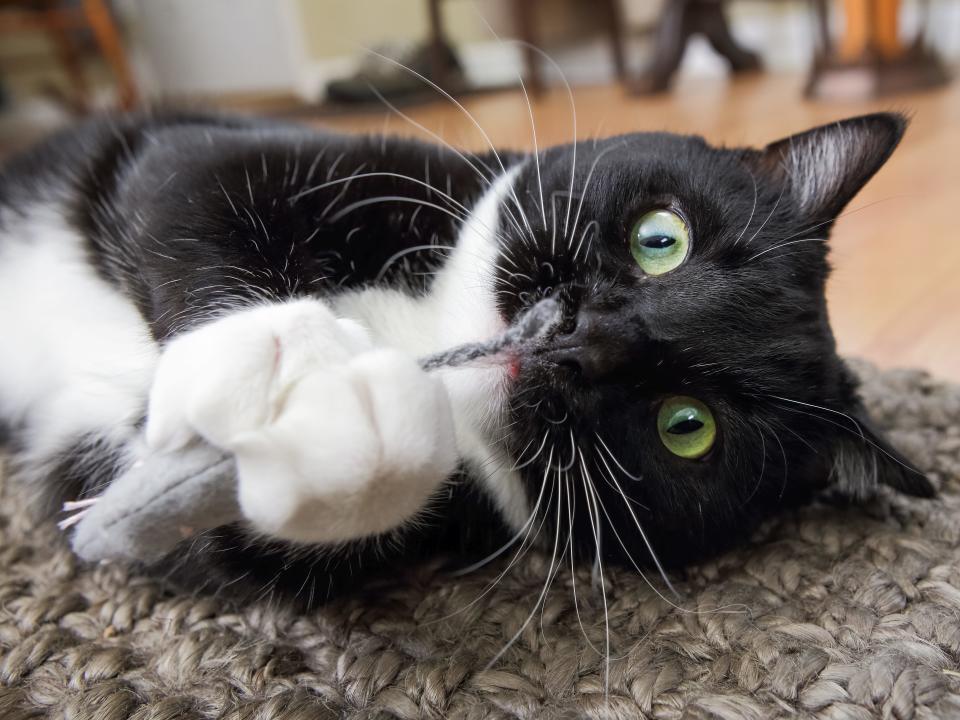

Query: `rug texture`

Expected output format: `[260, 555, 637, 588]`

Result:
[1, 363, 959, 720]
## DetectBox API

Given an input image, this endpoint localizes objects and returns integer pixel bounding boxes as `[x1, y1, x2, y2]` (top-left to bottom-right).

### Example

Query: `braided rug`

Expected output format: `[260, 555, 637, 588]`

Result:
[1, 362, 959, 719]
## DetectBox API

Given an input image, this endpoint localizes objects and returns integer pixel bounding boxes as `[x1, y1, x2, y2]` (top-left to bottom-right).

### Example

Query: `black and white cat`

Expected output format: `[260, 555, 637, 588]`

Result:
[0, 110, 932, 605]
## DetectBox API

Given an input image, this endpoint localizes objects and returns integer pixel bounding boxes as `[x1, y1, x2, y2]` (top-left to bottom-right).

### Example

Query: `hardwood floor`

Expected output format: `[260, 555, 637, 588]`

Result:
[315, 73, 960, 383]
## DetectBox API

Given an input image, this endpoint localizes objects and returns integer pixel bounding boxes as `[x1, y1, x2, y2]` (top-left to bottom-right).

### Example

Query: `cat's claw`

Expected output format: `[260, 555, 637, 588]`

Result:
[145, 300, 457, 543]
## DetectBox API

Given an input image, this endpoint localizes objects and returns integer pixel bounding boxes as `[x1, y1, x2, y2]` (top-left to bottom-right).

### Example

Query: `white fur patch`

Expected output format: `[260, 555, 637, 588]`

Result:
[332, 169, 530, 531]
[0, 207, 157, 463]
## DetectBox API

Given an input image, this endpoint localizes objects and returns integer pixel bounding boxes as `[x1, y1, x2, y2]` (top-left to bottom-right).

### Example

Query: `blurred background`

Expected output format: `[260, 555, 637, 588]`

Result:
[0, 0, 957, 381]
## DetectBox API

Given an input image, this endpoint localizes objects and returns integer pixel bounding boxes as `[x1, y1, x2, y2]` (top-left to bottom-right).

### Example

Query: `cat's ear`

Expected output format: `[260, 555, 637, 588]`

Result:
[830, 404, 934, 500]
[746, 112, 907, 219]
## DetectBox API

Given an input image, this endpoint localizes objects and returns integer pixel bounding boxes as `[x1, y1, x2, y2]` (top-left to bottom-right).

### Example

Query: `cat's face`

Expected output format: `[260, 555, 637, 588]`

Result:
[492, 114, 933, 568]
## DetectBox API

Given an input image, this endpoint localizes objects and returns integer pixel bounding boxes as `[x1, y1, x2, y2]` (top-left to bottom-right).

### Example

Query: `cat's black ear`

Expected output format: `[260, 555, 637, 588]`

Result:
[747, 112, 907, 219]
[831, 405, 934, 500]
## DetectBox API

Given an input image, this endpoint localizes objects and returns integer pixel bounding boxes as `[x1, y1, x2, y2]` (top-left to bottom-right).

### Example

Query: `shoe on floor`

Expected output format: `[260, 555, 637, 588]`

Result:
[325, 39, 466, 103]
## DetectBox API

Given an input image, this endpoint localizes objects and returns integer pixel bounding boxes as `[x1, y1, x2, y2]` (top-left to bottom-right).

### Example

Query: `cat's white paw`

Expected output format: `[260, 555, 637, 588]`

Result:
[145, 300, 457, 543]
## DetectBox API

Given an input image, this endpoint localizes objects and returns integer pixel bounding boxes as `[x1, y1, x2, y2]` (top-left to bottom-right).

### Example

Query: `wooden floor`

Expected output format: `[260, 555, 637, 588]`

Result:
[316, 73, 960, 383]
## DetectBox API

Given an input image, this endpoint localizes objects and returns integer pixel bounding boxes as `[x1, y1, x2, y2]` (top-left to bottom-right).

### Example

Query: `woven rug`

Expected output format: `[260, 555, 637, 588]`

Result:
[1, 363, 959, 720]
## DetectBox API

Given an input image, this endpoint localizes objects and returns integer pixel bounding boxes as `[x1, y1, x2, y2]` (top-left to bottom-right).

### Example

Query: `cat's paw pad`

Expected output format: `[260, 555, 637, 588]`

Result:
[231, 348, 457, 542]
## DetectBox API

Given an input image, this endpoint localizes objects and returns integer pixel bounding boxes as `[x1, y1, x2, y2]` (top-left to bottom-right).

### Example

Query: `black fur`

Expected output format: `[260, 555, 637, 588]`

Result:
[0, 111, 931, 606]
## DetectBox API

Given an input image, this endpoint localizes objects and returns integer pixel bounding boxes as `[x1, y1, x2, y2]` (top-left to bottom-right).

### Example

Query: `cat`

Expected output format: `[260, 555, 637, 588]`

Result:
[0, 109, 933, 607]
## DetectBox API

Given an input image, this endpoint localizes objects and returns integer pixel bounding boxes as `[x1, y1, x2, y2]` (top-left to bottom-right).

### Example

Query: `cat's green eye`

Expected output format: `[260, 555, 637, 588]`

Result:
[630, 209, 690, 276]
[657, 396, 716, 460]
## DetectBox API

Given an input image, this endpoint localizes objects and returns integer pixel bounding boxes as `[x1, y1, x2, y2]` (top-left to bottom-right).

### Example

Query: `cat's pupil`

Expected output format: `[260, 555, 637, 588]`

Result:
[667, 418, 704, 435]
[642, 235, 676, 250]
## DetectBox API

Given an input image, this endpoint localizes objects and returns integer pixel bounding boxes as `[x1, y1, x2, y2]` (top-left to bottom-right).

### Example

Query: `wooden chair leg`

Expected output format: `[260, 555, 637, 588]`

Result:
[513, 0, 543, 95]
[46, 11, 89, 112]
[426, 0, 450, 88]
[81, 0, 137, 109]
[603, 0, 628, 81]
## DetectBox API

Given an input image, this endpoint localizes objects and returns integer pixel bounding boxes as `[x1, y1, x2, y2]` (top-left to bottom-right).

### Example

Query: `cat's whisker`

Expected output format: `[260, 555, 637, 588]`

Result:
[569, 142, 624, 246]
[744, 182, 786, 246]
[319, 162, 369, 220]
[572, 220, 598, 263]
[365, 84, 496, 188]
[745, 237, 827, 263]
[766, 394, 864, 437]
[564, 469, 605, 657]
[591, 435, 680, 600]
[577, 451, 610, 696]
[485, 452, 565, 671]
[468, 11, 548, 230]
[776, 194, 914, 246]
[538, 465, 572, 642]
[594, 433, 642, 482]
[511, 429, 552, 470]
[594, 451, 649, 511]
[767, 397, 922, 475]
[290, 171, 468, 218]
[328, 195, 465, 227]
[449, 445, 553, 579]
[363, 49, 538, 244]
[741, 420, 768, 506]
[507, 41, 577, 241]
[374, 244, 455, 283]
[733, 166, 758, 246]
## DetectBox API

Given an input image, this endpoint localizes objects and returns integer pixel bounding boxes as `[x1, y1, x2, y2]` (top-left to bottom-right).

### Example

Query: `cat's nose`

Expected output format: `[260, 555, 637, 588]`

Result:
[544, 309, 633, 381]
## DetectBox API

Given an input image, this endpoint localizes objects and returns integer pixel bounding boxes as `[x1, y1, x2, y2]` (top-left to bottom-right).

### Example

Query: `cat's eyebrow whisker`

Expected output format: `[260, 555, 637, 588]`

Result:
[744, 182, 786, 246]
[569, 141, 624, 247]
[771, 194, 913, 248]
[733, 166, 758, 246]
[468, 10, 548, 231]
[506, 42, 578, 241]
[767, 397, 922, 475]
[766, 394, 865, 437]
[571, 220, 598, 263]
[744, 237, 827, 263]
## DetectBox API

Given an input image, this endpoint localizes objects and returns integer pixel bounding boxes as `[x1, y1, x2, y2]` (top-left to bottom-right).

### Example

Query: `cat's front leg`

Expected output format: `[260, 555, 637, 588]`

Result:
[145, 300, 458, 543]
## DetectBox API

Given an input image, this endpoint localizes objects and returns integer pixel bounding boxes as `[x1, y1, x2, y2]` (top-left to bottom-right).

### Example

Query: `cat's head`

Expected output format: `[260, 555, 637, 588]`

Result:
[493, 113, 933, 568]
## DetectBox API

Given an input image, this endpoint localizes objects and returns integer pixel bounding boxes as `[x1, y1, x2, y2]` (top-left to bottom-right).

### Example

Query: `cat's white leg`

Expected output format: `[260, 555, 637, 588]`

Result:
[145, 299, 458, 543]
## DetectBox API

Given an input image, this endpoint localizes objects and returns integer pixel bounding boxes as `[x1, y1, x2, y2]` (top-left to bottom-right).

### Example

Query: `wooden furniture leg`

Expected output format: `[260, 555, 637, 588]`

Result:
[603, 0, 628, 81]
[627, 0, 760, 95]
[81, 0, 136, 109]
[512, 0, 543, 95]
[46, 11, 89, 112]
[807, 0, 949, 99]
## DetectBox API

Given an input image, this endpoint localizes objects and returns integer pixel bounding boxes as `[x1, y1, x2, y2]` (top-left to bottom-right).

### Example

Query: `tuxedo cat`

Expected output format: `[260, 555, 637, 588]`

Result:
[0, 110, 932, 605]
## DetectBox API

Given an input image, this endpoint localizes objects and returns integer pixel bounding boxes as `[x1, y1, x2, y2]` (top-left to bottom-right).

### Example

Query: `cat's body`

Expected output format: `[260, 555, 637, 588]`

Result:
[0, 111, 932, 606]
